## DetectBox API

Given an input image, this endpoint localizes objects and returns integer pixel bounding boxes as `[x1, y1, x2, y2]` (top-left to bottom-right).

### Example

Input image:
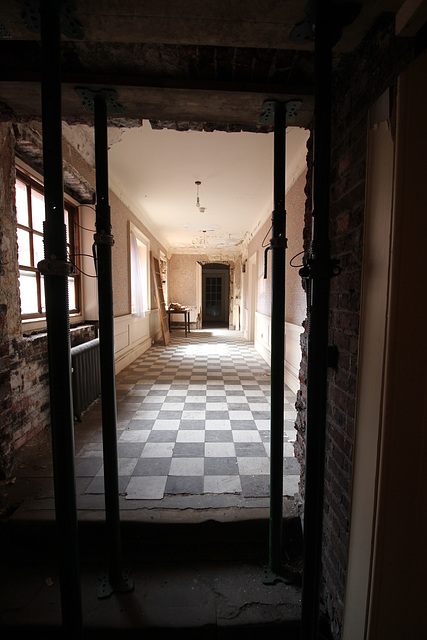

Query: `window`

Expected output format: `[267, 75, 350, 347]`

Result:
[15, 170, 81, 320]
[130, 224, 150, 317]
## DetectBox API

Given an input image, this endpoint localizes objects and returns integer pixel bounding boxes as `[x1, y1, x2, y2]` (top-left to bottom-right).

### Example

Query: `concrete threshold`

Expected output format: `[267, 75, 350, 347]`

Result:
[0, 511, 303, 637]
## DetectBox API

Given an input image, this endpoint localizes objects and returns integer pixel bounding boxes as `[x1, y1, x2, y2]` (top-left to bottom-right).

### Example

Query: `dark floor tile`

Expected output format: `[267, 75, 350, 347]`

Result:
[183, 402, 206, 411]
[240, 475, 270, 498]
[204, 457, 239, 475]
[251, 411, 271, 420]
[117, 443, 145, 458]
[206, 411, 229, 420]
[205, 430, 233, 442]
[146, 430, 178, 443]
[173, 443, 205, 457]
[165, 476, 204, 495]
[74, 458, 103, 477]
[127, 419, 156, 430]
[178, 420, 206, 430]
[234, 442, 267, 457]
[227, 403, 250, 411]
[133, 458, 172, 476]
[157, 410, 183, 420]
[230, 420, 257, 430]
[284, 457, 301, 474]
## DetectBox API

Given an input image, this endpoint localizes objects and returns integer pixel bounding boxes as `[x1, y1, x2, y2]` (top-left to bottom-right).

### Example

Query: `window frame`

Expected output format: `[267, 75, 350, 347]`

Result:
[15, 167, 82, 326]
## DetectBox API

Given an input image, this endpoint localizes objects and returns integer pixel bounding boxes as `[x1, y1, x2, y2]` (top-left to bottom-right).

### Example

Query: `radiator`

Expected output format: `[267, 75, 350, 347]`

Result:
[71, 338, 101, 421]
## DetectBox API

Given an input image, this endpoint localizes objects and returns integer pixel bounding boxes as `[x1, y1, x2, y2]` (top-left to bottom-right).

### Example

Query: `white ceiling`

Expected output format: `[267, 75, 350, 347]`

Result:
[106, 120, 309, 257]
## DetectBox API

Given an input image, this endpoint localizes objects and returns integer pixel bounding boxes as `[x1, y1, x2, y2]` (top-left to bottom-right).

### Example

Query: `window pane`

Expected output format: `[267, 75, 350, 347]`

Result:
[41, 276, 46, 313]
[33, 233, 44, 267]
[64, 209, 70, 244]
[17, 228, 31, 266]
[31, 189, 45, 233]
[68, 277, 76, 310]
[16, 180, 29, 226]
[19, 271, 39, 314]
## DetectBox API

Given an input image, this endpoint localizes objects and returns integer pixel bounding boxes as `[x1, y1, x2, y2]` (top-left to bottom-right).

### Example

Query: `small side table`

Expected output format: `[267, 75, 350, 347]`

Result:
[167, 308, 190, 337]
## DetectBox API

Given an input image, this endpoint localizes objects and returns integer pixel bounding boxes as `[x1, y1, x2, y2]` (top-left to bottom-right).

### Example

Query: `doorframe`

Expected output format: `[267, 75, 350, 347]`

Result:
[201, 263, 230, 325]
[342, 89, 395, 639]
[343, 51, 427, 638]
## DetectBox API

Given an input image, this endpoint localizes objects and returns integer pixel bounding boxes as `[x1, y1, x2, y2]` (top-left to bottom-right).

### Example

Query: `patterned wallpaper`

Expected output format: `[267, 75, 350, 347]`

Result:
[168, 254, 237, 315]
[167, 254, 200, 307]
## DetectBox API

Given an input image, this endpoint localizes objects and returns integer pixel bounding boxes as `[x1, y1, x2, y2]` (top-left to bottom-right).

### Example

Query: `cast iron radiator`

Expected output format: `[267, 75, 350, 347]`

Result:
[71, 338, 101, 421]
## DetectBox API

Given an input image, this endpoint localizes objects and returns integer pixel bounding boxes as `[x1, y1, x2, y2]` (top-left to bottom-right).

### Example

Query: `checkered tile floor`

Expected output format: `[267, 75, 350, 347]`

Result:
[75, 328, 300, 507]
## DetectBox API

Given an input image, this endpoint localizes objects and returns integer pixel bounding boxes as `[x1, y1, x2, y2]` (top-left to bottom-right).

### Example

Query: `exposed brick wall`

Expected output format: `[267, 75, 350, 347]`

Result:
[294, 14, 419, 639]
[1, 323, 96, 477]
[322, 110, 367, 636]
[9, 332, 50, 452]
[0, 305, 14, 479]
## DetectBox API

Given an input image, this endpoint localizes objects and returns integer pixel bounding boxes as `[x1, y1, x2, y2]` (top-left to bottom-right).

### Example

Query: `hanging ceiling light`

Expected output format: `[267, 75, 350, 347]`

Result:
[195, 180, 201, 208]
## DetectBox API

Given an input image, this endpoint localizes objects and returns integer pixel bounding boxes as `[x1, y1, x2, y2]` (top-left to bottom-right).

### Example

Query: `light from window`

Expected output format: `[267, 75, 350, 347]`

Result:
[130, 228, 149, 317]
[15, 171, 80, 319]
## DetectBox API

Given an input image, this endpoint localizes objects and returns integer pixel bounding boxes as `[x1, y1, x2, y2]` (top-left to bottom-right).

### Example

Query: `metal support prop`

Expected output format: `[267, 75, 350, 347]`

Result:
[266, 101, 288, 581]
[39, 1, 83, 637]
[93, 94, 133, 597]
[300, 1, 334, 637]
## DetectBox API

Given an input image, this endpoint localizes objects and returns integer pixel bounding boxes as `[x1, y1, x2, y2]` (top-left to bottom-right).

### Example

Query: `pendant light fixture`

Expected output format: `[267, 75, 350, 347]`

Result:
[195, 180, 201, 208]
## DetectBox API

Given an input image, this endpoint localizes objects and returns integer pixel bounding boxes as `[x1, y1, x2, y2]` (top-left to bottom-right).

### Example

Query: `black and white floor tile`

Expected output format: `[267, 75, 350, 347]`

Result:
[75, 329, 300, 505]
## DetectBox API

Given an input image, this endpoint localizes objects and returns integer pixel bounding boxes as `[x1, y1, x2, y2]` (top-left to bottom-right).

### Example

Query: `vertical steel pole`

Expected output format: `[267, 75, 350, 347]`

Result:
[39, 1, 83, 636]
[93, 94, 131, 595]
[300, 0, 333, 637]
[268, 101, 287, 577]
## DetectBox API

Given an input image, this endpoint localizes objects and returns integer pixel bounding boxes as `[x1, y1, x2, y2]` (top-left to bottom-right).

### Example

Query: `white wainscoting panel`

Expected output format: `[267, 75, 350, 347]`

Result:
[255, 312, 271, 364]
[243, 308, 249, 340]
[284, 322, 304, 393]
[114, 310, 161, 374]
[253, 313, 303, 393]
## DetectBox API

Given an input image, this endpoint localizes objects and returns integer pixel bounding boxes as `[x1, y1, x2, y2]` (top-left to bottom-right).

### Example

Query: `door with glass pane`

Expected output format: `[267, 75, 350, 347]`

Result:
[202, 266, 229, 325]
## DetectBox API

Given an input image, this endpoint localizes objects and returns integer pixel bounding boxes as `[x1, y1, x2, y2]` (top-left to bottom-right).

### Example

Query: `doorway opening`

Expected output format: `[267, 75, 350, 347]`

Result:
[202, 263, 230, 328]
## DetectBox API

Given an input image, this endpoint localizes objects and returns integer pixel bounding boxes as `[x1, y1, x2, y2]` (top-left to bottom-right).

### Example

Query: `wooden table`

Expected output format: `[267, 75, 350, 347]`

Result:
[167, 308, 190, 337]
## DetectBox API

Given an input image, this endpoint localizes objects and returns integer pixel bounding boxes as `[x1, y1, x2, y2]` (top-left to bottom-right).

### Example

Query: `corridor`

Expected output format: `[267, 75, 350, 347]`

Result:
[73, 328, 300, 512]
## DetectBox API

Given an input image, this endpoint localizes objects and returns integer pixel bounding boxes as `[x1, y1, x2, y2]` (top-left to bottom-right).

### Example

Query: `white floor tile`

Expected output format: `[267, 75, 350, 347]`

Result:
[141, 443, 174, 457]
[232, 430, 262, 443]
[125, 476, 167, 500]
[283, 475, 300, 496]
[237, 457, 270, 475]
[176, 430, 205, 443]
[152, 420, 180, 430]
[229, 411, 253, 420]
[205, 442, 236, 457]
[205, 420, 232, 430]
[169, 457, 204, 476]
[204, 475, 242, 494]
[119, 430, 150, 442]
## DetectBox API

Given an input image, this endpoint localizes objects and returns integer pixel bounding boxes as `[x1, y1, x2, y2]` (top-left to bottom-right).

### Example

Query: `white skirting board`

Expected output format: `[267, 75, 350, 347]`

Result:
[254, 313, 303, 394]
